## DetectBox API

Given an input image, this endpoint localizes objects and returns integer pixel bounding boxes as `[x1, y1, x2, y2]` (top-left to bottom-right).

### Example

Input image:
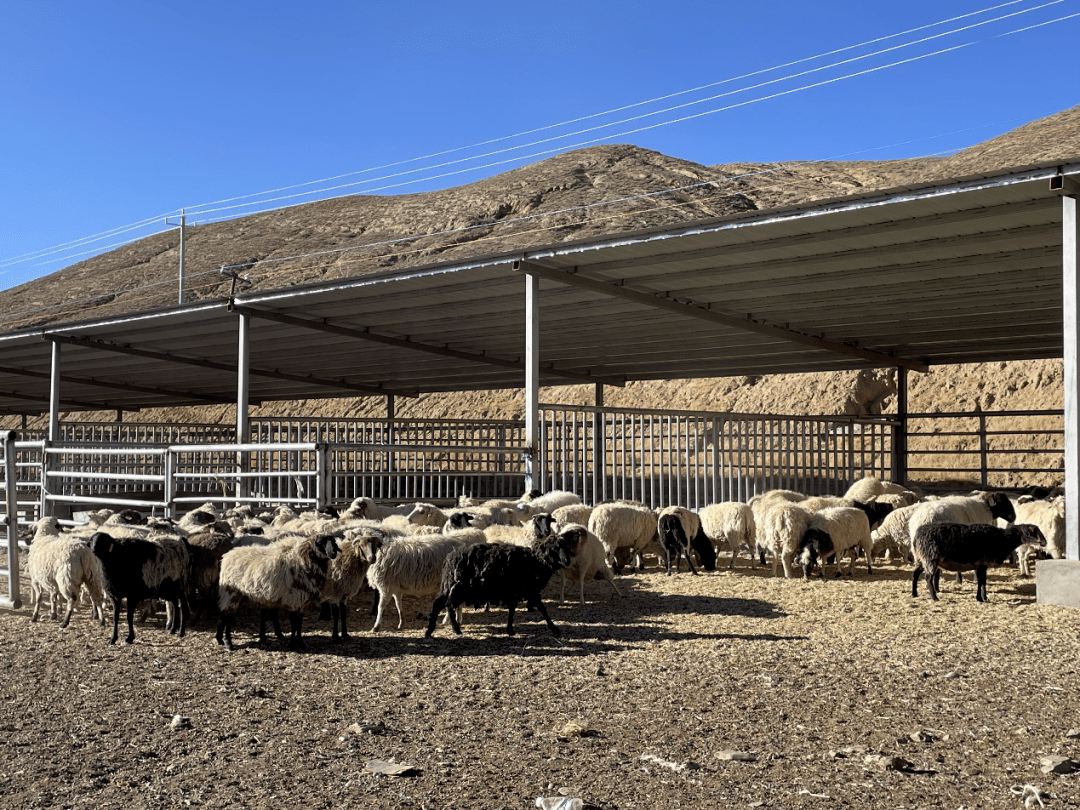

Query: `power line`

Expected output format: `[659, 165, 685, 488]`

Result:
[187, 0, 1069, 221]
[0, 0, 1061, 275]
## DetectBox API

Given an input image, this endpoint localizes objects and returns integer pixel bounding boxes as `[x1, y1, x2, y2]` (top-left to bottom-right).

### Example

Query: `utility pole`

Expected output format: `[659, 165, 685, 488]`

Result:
[165, 209, 186, 304]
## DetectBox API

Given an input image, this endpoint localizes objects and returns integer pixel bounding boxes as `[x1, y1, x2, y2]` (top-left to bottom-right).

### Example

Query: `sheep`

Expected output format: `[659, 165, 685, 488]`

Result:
[907, 492, 1016, 539]
[512, 490, 582, 522]
[588, 502, 659, 574]
[870, 503, 924, 561]
[755, 501, 812, 578]
[907, 492, 1016, 582]
[27, 532, 106, 628]
[550, 502, 590, 527]
[699, 502, 756, 569]
[799, 495, 854, 512]
[554, 524, 622, 605]
[656, 506, 701, 576]
[216, 533, 340, 651]
[345, 496, 417, 521]
[748, 489, 806, 507]
[360, 529, 486, 631]
[796, 507, 873, 579]
[482, 513, 557, 548]
[873, 490, 921, 509]
[185, 524, 236, 617]
[1012, 499, 1065, 575]
[318, 535, 369, 642]
[843, 475, 909, 503]
[90, 530, 192, 645]
[911, 521, 1046, 602]
[425, 528, 582, 638]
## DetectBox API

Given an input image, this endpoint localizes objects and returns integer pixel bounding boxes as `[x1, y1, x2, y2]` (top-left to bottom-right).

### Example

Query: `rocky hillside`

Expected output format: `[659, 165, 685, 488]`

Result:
[2, 106, 1077, 485]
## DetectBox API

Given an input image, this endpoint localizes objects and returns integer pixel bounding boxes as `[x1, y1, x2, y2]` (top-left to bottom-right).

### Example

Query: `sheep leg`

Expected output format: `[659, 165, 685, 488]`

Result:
[528, 595, 561, 638]
[176, 593, 189, 639]
[424, 594, 447, 637]
[911, 565, 922, 597]
[781, 552, 794, 579]
[683, 547, 699, 576]
[124, 599, 137, 644]
[925, 565, 940, 601]
[105, 598, 122, 644]
[602, 566, 622, 598]
[59, 592, 77, 629]
[215, 613, 233, 649]
[393, 594, 405, 629]
[371, 590, 388, 631]
[728, 539, 738, 570]
[505, 602, 517, 636]
[975, 566, 989, 602]
[287, 611, 307, 652]
[30, 584, 42, 622]
[758, 546, 766, 566]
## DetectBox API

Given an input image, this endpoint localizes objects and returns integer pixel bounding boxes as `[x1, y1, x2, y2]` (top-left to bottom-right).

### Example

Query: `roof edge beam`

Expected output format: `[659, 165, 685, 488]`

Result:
[230, 304, 626, 388]
[0, 364, 237, 406]
[43, 333, 416, 398]
[514, 260, 929, 373]
[0, 388, 115, 410]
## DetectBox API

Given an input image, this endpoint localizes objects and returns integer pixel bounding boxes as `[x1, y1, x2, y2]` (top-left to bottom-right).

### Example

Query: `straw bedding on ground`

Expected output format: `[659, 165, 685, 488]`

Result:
[2, 548, 1078, 810]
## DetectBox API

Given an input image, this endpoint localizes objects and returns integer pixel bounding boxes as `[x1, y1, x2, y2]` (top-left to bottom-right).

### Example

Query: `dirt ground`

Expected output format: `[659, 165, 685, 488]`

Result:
[1, 548, 1078, 810]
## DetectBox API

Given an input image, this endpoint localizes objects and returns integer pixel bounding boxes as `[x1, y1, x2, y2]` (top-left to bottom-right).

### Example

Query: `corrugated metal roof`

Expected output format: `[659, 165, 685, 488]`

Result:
[0, 160, 1076, 415]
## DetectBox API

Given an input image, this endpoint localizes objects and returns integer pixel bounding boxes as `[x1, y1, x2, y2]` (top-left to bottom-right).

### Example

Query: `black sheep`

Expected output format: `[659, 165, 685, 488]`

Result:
[911, 521, 1046, 602]
[657, 511, 699, 576]
[852, 499, 894, 530]
[425, 529, 580, 638]
[90, 531, 191, 645]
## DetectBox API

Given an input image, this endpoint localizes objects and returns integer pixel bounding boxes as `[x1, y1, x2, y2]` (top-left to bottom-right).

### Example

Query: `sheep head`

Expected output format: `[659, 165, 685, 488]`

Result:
[312, 533, 340, 561]
[530, 513, 556, 540]
[797, 528, 834, 579]
[980, 491, 1016, 523]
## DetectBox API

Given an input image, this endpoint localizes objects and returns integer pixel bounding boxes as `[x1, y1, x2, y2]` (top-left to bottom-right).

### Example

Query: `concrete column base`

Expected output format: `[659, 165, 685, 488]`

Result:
[1036, 559, 1080, 608]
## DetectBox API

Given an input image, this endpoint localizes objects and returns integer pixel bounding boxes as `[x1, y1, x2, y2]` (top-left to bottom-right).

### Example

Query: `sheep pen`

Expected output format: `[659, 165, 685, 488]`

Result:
[1, 541, 1078, 810]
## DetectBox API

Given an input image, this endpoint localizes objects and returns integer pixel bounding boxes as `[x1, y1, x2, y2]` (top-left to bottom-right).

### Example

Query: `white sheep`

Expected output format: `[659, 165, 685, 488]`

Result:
[28, 530, 106, 628]
[796, 506, 872, 579]
[755, 501, 812, 578]
[843, 475, 909, 503]
[869, 503, 924, 561]
[345, 496, 417, 521]
[552, 503, 593, 529]
[906, 493, 1016, 546]
[1012, 498, 1065, 575]
[798, 495, 854, 512]
[553, 523, 622, 606]
[360, 529, 486, 631]
[699, 502, 756, 569]
[513, 490, 582, 521]
[588, 502, 659, 573]
[216, 533, 340, 651]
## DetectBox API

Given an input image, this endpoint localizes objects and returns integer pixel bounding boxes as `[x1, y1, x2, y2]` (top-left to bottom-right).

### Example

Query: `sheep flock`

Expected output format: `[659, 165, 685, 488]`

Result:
[18, 476, 1068, 650]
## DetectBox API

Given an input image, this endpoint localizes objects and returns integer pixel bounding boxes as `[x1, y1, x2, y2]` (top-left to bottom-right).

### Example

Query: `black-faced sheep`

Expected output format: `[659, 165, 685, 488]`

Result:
[796, 506, 872, 579]
[1011, 498, 1065, 575]
[216, 533, 340, 651]
[424, 529, 581, 638]
[90, 531, 191, 645]
[318, 535, 368, 642]
[911, 521, 1046, 602]
[657, 506, 700, 576]
[699, 502, 756, 569]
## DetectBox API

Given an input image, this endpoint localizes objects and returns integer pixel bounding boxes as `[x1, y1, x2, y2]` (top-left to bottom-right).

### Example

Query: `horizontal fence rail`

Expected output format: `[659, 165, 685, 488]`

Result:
[1, 409, 1065, 535]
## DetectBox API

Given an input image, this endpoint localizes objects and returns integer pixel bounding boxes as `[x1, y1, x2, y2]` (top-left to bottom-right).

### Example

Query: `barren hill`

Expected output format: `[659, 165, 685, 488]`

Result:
[3, 105, 1078, 483]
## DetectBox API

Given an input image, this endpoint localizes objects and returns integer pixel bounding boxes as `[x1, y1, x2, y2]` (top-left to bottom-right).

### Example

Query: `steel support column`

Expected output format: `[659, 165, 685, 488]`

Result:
[893, 366, 909, 486]
[1, 430, 21, 609]
[524, 273, 540, 492]
[48, 341, 61, 443]
[1063, 193, 1079, 561]
[236, 312, 251, 503]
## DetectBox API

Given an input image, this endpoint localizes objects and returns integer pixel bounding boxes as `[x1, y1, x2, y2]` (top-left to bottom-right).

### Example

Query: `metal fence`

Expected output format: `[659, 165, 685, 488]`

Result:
[0, 408, 1067, 533]
[905, 409, 1064, 489]
[537, 405, 897, 509]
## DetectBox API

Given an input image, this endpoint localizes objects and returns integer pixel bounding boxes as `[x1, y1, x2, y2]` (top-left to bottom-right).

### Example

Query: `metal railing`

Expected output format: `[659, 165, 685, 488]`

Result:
[537, 405, 897, 509]
[905, 409, 1064, 489]
[0, 409, 1065, 536]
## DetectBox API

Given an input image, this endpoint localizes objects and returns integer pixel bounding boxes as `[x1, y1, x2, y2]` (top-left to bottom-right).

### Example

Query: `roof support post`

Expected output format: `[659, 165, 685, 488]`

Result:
[1, 430, 21, 610]
[236, 311, 251, 505]
[386, 395, 396, 501]
[524, 272, 540, 493]
[593, 383, 604, 506]
[48, 340, 61, 443]
[1063, 193, 1080, 562]
[892, 366, 908, 486]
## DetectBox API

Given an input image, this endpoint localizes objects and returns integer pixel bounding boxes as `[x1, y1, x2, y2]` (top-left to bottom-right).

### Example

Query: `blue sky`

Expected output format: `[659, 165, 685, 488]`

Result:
[1, 0, 1077, 291]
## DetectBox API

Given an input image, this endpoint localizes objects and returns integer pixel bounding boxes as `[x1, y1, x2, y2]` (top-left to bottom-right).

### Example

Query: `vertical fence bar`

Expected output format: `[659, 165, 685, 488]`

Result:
[979, 414, 989, 488]
[2, 431, 21, 608]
